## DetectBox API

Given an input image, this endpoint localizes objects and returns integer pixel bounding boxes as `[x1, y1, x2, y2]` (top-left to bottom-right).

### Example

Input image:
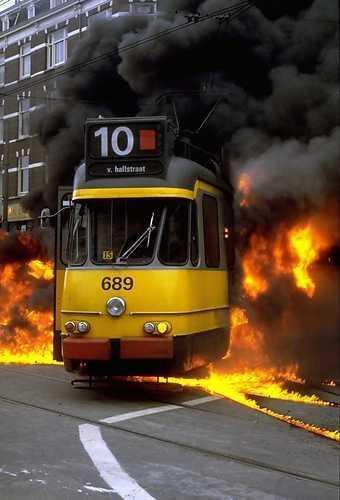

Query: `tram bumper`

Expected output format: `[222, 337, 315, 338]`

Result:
[120, 337, 173, 359]
[62, 329, 228, 375]
[62, 337, 173, 361]
[62, 338, 112, 361]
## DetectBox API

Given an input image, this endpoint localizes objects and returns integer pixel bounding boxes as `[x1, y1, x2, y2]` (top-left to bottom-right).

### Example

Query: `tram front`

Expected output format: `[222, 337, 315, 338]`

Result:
[54, 116, 233, 376]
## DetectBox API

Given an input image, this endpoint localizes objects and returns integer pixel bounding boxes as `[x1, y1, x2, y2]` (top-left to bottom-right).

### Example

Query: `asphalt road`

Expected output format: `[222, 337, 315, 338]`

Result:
[0, 365, 338, 500]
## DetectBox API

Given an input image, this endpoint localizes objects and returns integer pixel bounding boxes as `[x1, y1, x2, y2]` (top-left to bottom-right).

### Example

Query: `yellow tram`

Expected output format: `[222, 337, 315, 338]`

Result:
[54, 116, 234, 376]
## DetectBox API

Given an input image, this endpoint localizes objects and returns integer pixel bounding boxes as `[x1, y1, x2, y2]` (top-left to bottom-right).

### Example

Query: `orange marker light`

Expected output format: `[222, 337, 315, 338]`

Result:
[139, 129, 156, 150]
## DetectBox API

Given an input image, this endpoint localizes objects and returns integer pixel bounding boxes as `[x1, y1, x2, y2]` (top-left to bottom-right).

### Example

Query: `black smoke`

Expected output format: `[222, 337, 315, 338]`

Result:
[0, 228, 42, 263]
[22, 0, 339, 379]
[23, 0, 339, 209]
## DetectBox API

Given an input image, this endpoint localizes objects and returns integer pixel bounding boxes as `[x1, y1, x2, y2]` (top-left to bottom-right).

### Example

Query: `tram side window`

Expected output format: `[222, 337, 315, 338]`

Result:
[191, 202, 199, 266]
[159, 200, 189, 265]
[203, 194, 220, 268]
[68, 203, 87, 266]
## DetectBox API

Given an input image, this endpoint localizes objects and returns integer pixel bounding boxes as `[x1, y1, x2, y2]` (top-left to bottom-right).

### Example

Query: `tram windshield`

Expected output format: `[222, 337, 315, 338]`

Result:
[88, 198, 192, 266]
[68, 202, 88, 266]
[90, 199, 163, 265]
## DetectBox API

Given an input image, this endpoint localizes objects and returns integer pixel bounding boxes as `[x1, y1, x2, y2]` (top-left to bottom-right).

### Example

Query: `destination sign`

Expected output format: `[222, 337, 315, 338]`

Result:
[85, 117, 168, 178]
[87, 161, 163, 177]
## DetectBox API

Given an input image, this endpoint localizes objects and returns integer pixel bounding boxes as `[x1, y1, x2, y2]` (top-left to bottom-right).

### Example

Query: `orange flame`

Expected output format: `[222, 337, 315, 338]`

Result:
[0, 258, 55, 364]
[230, 307, 248, 328]
[238, 172, 251, 207]
[242, 221, 328, 300]
[27, 259, 54, 281]
[225, 307, 268, 369]
[288, 225, 319, 297]
[166, 369, 339, 442]
[242, 233, 269, 299]
[203, 307, 339, 442]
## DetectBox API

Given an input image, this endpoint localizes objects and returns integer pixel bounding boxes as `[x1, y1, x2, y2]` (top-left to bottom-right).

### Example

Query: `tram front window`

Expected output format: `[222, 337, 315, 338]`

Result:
[68, 203, 88, 266]
[90, 199, 162, 265]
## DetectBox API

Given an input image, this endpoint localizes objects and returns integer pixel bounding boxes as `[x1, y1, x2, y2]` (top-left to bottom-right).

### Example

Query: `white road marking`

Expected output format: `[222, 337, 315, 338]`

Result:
[0, 468, 17, 477]
[101, 396, 221, 424]
[101, 404, 178, 424]
[84, 485, 116, 493]
[79, 424, 156, 500]
[184, 395, 221, 406]
[79, 396, 219, 499]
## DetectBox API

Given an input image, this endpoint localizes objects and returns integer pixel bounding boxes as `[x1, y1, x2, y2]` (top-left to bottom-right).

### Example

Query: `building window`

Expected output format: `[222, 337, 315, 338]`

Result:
[18, 98, 30, 137]
[0, 105, 4, 143]
[17, 156, 29, 195]
[48, 29, 67, 68]
[20, 43, 31, 79]
[129, 1, 157, 15]
[1, 15, 9, 32]
[50, 0, 63, 8]
[202, 194, 220, 268]
[0, 55, 4, 86]
[27, 3, 35, 19]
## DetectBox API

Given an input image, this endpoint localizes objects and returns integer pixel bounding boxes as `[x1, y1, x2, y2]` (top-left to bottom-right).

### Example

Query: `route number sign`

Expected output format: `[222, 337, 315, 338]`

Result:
[93, 126, 157, 158]
[85, 117, 167, 178]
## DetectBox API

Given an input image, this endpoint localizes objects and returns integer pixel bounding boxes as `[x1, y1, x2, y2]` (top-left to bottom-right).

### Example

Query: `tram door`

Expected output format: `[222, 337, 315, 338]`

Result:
[53, 187, 72, 361]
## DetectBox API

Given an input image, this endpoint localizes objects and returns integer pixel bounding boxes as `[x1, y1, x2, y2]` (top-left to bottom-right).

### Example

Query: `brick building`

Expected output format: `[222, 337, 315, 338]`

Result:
[0, 0, 157, 231]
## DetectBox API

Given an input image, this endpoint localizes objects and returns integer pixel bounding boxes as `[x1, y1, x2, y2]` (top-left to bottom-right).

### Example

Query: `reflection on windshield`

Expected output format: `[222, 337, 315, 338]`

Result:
[90, 200, 161, 265]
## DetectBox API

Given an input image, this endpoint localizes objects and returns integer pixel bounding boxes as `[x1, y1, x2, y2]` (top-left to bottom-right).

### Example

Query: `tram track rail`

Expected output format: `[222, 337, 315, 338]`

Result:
[0, 389, 338, 490]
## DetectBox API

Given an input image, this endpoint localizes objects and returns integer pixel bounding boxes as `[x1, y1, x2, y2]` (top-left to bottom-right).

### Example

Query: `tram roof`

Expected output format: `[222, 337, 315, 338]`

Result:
[73, 155, 232, 196]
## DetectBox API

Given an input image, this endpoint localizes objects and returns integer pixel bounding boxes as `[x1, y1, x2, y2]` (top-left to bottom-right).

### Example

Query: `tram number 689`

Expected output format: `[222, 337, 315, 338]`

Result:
[101, 277, 134, 291]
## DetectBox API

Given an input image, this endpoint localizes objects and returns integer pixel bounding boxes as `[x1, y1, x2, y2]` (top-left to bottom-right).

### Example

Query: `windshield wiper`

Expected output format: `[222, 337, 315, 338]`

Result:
[116, 212, 156, 263]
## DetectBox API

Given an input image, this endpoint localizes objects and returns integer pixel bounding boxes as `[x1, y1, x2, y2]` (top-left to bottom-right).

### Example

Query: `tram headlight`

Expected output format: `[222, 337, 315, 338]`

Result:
[107, 297, 126, 317]
[78, 321, 90, 333]
[144, 321, 171, 335]
[65, 321, 76, 333]
[156, 322, 170, 335]
[64, 320, 91, 334]
[143, 322, 155, 334]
